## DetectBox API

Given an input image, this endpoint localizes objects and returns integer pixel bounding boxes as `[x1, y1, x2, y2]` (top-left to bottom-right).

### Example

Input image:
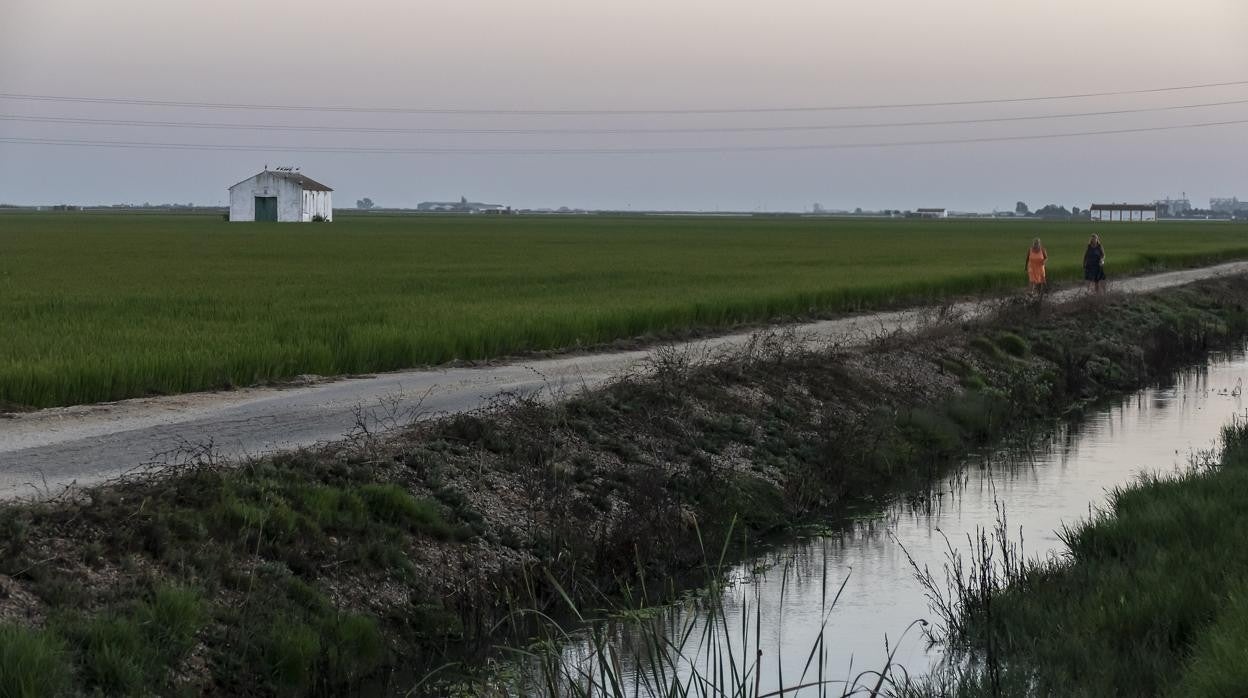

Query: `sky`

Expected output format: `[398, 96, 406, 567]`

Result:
[1, 0, 1246, 211]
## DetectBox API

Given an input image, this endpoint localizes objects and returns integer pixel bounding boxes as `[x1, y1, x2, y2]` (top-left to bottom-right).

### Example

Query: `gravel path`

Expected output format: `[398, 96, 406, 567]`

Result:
[3, 261, 1247, 499]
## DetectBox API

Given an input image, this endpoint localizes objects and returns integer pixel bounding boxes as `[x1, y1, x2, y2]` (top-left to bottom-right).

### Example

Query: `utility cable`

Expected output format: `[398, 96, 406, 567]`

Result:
[0, 80, 1246, 115]
[1, 118, 1244, 154]
[2, 99, 1247, 135]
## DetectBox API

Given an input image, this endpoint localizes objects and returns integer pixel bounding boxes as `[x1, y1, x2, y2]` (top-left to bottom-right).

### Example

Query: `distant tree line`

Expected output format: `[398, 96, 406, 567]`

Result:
[1012, 202, 1091, 220]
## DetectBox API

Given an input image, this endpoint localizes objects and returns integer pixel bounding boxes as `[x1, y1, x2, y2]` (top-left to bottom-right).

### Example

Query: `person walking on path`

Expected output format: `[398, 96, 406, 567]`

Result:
[1084, 234, 1107, 293]
[1026, 238, 1048, 295]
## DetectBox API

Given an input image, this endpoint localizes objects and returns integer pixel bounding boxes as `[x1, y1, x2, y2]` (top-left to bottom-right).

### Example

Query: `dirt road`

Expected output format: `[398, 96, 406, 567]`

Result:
[3, 261, 1247, 499]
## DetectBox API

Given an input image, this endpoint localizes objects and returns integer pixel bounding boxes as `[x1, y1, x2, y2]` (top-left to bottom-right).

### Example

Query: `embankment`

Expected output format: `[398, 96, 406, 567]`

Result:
[2, 277, 1248, 696]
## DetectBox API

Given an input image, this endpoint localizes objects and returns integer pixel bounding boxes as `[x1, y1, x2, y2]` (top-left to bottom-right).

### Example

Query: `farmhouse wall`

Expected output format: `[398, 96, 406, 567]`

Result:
[228, 172, 307, 222]
[302, 190, 333, 222]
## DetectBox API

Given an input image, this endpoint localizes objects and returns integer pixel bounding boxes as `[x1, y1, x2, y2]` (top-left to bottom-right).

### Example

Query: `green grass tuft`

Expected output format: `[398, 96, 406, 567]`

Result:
[358, 484, 454, 538]
[75, 614, 148, 694]
[994, 332, 1029, 357]
[968, 336, 1004, 360]
[140, 585, 204, 663]
[51, 584, 205, 695]
[323, 614, 387, 685]
[260, 620, 321, 694]
[0, 625, 70, 698]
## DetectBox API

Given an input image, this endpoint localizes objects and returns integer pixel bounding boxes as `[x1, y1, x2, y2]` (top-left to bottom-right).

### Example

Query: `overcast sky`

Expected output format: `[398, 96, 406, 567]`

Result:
[1, 0, 1245, 211]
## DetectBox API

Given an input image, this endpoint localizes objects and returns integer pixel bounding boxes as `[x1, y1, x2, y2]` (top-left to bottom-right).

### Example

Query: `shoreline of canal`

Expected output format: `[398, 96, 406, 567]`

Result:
[910, 399, 1248, 696]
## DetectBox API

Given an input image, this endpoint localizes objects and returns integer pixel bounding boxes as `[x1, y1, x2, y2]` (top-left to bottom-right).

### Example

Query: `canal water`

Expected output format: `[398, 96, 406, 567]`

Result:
[540, 352, 1248, 695]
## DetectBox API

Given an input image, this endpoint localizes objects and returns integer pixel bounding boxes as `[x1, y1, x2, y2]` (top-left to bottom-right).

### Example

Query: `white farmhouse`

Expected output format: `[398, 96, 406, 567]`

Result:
[228, 167, 333, 222]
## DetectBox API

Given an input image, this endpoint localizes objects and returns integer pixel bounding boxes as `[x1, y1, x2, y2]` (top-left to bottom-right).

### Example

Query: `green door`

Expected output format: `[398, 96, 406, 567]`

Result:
[254, 196, 278, 222]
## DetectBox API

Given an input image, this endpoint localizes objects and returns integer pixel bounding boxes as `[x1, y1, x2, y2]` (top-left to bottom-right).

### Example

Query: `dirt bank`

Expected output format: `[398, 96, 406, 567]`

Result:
[2, 276, 1248, 696]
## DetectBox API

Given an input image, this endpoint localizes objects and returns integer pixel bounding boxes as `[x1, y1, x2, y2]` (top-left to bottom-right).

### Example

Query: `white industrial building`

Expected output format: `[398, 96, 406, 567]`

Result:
[1211, 197, 1246, 215]
[1090, 203, 1157, 222]
[1154, 197, 1192, 217]
[228, 167, 333, 222]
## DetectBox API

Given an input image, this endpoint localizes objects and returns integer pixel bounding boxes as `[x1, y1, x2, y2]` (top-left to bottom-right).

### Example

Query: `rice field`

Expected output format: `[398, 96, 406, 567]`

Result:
[2, 211, 1247, 409]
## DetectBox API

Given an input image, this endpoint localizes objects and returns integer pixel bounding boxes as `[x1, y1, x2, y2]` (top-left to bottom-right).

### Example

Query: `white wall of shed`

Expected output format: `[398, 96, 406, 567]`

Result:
[227, 172, 305, 222]
[228, 176, 257, 222]
[301, 190, 333, 221]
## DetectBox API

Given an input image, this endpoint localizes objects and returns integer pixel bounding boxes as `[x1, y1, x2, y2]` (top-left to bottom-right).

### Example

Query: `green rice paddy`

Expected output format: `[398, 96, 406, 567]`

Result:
[2, 211, 1246, 409]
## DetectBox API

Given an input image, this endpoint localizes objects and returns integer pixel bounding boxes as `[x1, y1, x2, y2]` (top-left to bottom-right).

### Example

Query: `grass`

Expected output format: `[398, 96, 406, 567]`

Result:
[0, 455, 416, 696]
[912, 416, 1248, 697]
[48, 584, 204, 695]
[0, 625, 69, 698]
[2, 211, 1248, 408]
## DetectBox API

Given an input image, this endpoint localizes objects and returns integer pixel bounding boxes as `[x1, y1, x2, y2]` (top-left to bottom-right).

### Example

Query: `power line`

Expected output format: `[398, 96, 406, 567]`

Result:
[1, 119, 1244, 155]
[3, 99, 1247, 136]
[1, 80, 1246, 116]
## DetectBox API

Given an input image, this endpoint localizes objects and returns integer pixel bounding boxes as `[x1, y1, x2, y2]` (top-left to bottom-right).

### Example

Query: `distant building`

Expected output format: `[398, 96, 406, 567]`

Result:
[1154, 197, 1192, 217]
[1211, 197, 1247, 214]
[416, 196, 507, 214]
[1089, 203, 1157, 222]
[916, 208, 948, 219]
[228, 167, 332, 222]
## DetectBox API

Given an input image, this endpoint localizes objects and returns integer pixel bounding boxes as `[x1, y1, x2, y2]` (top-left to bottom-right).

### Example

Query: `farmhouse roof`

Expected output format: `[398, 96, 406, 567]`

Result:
[227, 170, 333, 191]
[270, 171, 333, 191]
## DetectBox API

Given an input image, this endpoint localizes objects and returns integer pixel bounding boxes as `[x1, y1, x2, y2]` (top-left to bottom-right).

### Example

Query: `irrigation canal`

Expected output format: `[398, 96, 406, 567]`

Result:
[541, 350, 1248, 695]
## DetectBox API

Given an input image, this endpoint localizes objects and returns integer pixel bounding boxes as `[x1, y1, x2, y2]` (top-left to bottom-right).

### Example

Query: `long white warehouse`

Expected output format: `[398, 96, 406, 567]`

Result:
[228, 168, 333, 222]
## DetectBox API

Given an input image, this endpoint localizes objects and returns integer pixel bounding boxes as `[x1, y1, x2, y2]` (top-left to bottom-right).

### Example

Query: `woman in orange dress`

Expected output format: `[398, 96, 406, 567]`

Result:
[1026, 238, 1047, 294]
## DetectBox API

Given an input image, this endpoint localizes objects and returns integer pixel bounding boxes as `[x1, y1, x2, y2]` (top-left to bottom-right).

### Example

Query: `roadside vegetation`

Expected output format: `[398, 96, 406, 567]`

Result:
[905, 417, 1248, 697]
[3, 212, 1248, 408]
[0, 277, 1246, 695]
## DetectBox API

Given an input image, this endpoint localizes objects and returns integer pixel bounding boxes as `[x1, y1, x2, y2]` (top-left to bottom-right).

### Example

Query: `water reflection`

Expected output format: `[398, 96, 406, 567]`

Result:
[543, 355, 1246, 696]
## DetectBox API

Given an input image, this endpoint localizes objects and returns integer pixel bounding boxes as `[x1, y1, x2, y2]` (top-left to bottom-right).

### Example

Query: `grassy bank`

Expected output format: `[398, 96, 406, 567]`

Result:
[1, 278, 1248, 696]
[909, 409, 1248, 697]
[3, 212, 1248, 408]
